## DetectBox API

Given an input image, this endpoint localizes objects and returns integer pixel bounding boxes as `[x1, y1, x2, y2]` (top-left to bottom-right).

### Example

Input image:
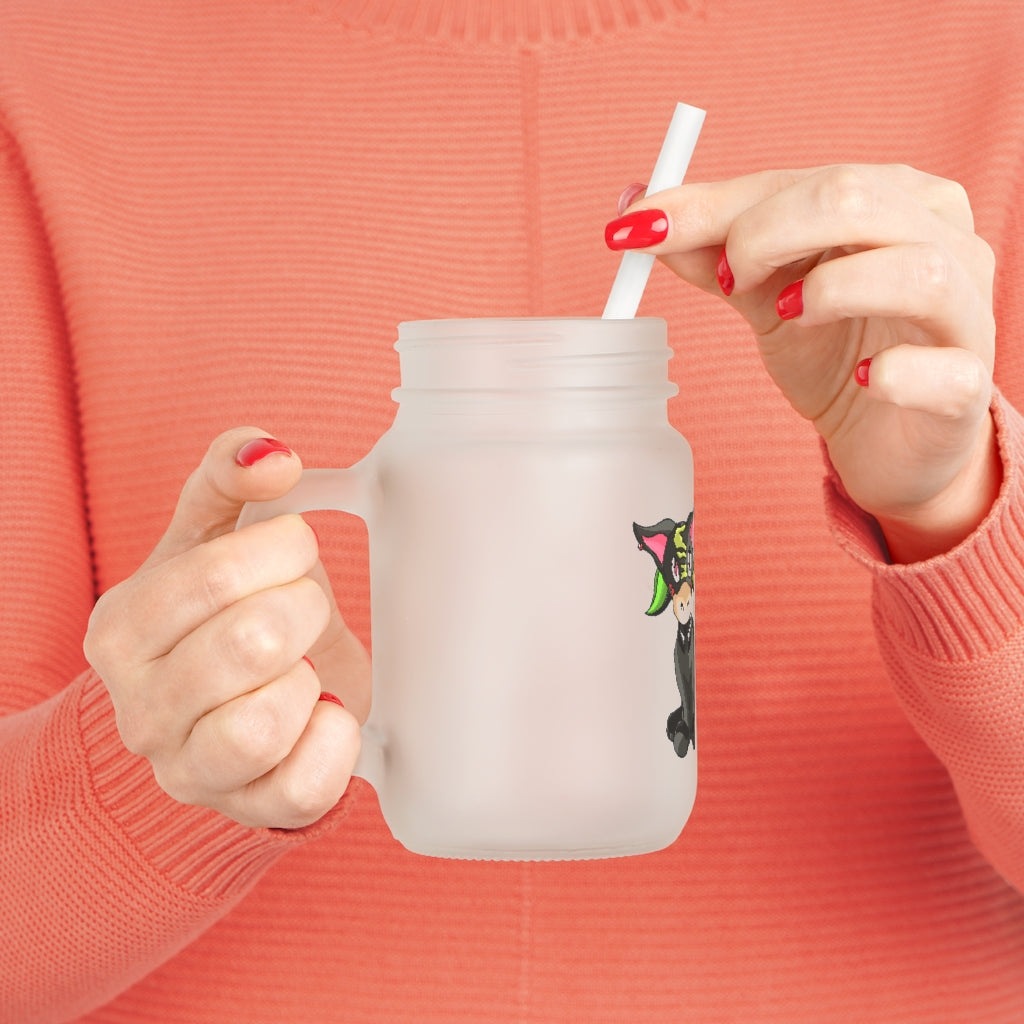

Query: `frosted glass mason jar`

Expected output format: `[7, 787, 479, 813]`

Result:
[239, 318, 696, 860]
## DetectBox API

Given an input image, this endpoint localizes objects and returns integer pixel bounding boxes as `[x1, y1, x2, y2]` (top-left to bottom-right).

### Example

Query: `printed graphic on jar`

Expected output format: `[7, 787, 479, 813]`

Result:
[633, 513, 694, 757]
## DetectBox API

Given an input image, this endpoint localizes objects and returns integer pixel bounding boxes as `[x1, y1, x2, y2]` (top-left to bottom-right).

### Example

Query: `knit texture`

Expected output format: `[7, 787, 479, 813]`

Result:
[1, 1, 1023, 1021]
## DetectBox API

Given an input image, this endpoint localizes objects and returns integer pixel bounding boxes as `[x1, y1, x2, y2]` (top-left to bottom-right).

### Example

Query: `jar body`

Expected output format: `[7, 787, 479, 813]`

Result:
[363, 319, 697, 859]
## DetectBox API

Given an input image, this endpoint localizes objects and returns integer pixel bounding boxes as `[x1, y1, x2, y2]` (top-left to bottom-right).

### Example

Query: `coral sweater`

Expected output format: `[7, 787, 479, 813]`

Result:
[2, 1, 1023, 1021]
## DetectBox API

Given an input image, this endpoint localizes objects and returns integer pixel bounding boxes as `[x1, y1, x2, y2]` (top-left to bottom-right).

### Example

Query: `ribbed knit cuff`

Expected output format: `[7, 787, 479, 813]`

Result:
[76, 669, 356, 903]
[824, 390, 1024, 661]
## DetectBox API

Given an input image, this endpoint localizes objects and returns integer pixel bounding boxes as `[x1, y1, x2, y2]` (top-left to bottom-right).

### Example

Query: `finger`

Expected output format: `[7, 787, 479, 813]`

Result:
[159, 573, 332, 737]
[227, 690, 361, 829]
[303, 567, 373, 725]
[659, 245, 724, 295]
[862, 164, 975, 232]
[859, 343, 992, 422]
[146, 427, 303, 568]
[615, 168, 811, 257]
[797, 242, 995, 358]
[615, 164, 975, 271]
[722, 165, 971, 293]
[111, 512, 320, 662]
[168, 656, 322, 799]
[113, 571, 330, 758]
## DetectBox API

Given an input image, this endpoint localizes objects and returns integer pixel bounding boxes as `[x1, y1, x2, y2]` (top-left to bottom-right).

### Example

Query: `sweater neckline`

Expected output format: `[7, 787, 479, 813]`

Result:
[320, 0, 705, 44]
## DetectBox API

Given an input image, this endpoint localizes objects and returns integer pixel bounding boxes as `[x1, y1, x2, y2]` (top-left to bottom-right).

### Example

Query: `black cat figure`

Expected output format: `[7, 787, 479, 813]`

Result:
[634, 514, 695, 757]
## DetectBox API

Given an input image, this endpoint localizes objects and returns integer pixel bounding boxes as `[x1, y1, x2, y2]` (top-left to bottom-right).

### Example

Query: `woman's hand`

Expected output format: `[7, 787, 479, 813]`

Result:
[84, 428, 370, 829]
[607, 164, 1000, 562]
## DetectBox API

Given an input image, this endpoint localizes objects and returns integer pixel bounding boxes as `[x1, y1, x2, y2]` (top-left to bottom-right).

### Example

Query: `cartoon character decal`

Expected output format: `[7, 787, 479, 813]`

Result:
[634, 513, 694, 757]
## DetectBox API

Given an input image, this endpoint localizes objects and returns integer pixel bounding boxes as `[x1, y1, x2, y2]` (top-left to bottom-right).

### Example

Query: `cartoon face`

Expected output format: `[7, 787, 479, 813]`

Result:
[672, 581, 693, 624]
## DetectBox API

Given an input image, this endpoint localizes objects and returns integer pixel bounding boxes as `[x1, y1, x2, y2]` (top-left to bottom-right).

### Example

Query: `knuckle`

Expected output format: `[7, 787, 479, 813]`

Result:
[81, 619, 107, 672]
[278, 763, 337, 826]
[221, 696, 291, 769]
[973, 235, 996, 281]
[821, 165, 879, 224]
[908, 243, 953, 297]
[114, 703, 155, 756]
[113, 692, 173, 760]
[938, 176, 971, 214]
[150, 758, 202, 807]
[947, 354, 989, 407]
[766, 167, 803, 195]
[219, 577, 328, 677]
[885, 161, 915, 179]
[927, 174, 975, 232]
[83, 587, 130, 669]
[196, 550, 248, 612]
[222, 607, 290, 674]
[918, 352, 990, 421]
[282, 715, 359, 826]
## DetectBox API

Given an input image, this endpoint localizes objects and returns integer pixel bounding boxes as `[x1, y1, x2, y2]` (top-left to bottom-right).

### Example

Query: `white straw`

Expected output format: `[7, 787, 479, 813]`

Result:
[602, 102, 706, 319]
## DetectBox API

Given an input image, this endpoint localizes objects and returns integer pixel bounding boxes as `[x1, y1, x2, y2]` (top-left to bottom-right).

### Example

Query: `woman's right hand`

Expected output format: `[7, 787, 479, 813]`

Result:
[608, 165, 998, 562]
[83, 428, 370, 830]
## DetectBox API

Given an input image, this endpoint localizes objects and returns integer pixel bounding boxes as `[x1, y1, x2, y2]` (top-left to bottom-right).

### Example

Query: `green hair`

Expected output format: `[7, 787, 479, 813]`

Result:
[645, 571, 672, 616]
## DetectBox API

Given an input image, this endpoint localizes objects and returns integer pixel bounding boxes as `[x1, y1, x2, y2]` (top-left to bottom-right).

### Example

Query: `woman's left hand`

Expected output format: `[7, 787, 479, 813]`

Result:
[606, 164, 1000, 562]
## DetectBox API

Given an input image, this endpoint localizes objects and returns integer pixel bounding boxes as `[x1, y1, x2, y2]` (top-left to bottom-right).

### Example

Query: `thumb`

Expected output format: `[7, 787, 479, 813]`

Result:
[145, 427, 304, 567]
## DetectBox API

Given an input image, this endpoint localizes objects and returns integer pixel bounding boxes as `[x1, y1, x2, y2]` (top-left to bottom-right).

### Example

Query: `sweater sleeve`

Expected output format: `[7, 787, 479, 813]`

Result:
[0, 129, 352, 1023]
[825, 391, 1024, 895]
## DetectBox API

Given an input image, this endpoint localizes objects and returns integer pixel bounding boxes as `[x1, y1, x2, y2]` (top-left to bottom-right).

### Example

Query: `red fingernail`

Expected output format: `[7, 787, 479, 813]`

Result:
[302, 655, 316, 672]
[318, 691, 345, 708]
[716, 248, 734, 296]
[855, 358, 872, 387]
[235, 437, 293, 468]
[616, 182, 648, 216]
[604, 208, 669, 250]
[776, 280, 804, 320]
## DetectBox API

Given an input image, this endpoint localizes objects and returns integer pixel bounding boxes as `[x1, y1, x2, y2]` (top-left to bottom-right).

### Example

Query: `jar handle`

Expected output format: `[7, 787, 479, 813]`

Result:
[236, 465, 385, 793]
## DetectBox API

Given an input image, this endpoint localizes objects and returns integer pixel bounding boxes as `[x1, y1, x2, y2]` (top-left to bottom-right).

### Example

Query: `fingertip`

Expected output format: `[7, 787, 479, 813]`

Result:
[155, 430, 303, 559]
[855, 357, 872, 387]
[776, 279, 804, 320]
[220, 428, 304, 503]
[616, 181, 648, 216]
[209, 427, 302, 492]
[235, 436, 293, 468]
[604, 208, 670, 251]
[309, 692, 362, 780]
[716, 247, 735, 296]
